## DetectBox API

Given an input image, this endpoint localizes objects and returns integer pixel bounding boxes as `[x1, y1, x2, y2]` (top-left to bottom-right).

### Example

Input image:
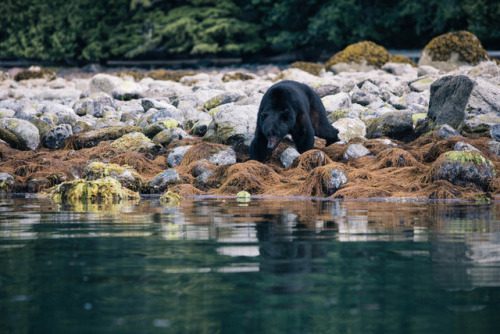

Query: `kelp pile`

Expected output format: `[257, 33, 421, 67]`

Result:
[1, 133, 499, 202]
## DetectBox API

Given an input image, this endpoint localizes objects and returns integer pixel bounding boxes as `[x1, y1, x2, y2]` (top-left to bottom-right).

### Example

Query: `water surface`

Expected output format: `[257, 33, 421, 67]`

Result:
[1, 197, 499, 334]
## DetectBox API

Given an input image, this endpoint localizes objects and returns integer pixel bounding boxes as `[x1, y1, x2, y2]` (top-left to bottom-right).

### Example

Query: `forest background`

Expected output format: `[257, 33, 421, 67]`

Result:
[0, 0, 499, 64]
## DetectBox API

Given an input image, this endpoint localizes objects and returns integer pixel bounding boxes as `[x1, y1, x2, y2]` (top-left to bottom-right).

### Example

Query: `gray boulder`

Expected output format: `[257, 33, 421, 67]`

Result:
[203, 104, 258, 150]
[320, 167, 348, 196]
[280, 147, 300, 168]
[89, 74, 122, 95]
[332, 118, 366, 142]
[435, 124, 462, 138]
[454, 141, 479, 152]
[153, 127, 191, 146]
[366, 111, 413, 140]
[429, 151, 497, 191]
[167, 145, 193, 167]
[141, 98, 171, 112]
[43, 124, 73, 149]
[313, 84, 341, 98]
[73, 93, 117, 118]
[489, 141, 500, 157]
[427, 75, 500, 133]
[343, 144, 370, 160]
[149, 169, 181, 193]
[203, 90, 247, 110]
[208, 147, 237, 166]
[321, 93, 351, 114]
[0, 118, 40, 150]
[491, 124, 500, 141]
[38, 102, 77, 125]
[112, 81, 144, 101]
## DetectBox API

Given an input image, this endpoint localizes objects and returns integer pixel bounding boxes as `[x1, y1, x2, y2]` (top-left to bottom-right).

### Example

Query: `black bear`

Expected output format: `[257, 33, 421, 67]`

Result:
[249, 80, 339, 162]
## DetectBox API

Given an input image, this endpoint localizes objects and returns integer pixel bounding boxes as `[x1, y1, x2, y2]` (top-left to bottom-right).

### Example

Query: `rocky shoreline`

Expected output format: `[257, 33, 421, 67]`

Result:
[0, 54, 499, 203]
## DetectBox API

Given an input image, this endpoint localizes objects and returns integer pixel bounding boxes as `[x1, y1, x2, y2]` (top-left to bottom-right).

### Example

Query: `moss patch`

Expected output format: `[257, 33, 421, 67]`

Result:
[325, 41, 390, 69]
[389, 54, 417, 67]
[146, 70, 200, 82]
[14, 68, 57, 81]
[221, 72, 254, 82]
[291, 62, 323, 76]
[422, 31, 488, 64]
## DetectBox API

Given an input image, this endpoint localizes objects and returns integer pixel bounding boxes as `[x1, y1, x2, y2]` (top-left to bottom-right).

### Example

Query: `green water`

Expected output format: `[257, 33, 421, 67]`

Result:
[1, 197, 499, 334]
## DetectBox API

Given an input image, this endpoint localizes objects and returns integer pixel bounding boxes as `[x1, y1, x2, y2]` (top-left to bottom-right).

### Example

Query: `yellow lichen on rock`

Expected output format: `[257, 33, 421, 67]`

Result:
[421, 31, 488, 64]
[46, 177, 140, 204]
[325, 41, 390, 70]
[389, 54, 417, 67]
[291, 62, 323, 76]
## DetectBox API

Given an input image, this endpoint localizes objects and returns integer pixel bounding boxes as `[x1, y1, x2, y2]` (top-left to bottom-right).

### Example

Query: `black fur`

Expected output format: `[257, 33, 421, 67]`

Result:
[249, 80, 339, 162]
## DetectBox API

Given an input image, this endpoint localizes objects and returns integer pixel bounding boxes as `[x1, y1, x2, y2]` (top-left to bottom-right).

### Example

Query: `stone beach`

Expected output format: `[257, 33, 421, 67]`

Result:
[1, 47, 499, 202]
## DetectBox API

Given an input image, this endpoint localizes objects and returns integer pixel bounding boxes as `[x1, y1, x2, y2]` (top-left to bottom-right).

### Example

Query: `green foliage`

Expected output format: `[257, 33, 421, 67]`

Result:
[0, 0, 499, 63]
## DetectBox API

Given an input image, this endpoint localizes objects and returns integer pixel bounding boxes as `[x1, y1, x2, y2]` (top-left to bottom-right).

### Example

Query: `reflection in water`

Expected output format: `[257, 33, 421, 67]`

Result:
[0, 197, 500, 333]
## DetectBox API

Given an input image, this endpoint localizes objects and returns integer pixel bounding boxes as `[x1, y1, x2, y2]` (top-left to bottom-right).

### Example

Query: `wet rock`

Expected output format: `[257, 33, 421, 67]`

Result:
[427, 75, 500, 131]
[322, 93, 351, 114]
[149, 169, 181, 192]
[491, 124, 500, 141]
[488, 141, 500, 157]
[333, 118, 366, 142]
[203, 104, 258, 150]
[83, 162, 145, 192]
[427, 151, 497, 191]
[43, 124, 73, 149]
[73, 93, 117, 117]
[343, 144, 370, 159]
[112, 81, 144, 101]
[435, 124, 462, 138]
[454, 141, 479, 152]
[280, 147, 300, 168]
[0, 118, 40, 150]
[366, 111, 413, 140]
[167, 145, 193, 167]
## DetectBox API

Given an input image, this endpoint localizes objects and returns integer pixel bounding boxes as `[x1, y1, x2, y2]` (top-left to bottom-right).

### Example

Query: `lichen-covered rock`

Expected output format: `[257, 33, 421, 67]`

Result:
[343, 144, 370, 160]
[146, 69, 200, 82]
[89, 74, 123, 95]
[43, 124, 73, 149]
[167, 145, 193, 167]
[112, 81, 144, 101]
[325, 41, 390, 73]
[388, 54, 417, 67]
[203, 104, 258, 151]
[143, 119, 181, 138]
[467, 61, 500, 78]
[418, 31, 489, 72]
[291, 62, 323, 76]
[149, 169, 181, 192]
[207, 147, 237, 166]
[0, 173, 15, 192]
[332, 118, 366, 142]
[68, 125, 142, 149]
[82, 162, 145, 192]
[47, 177, 140, 203]
[426, 151, 497, 191]
[38, 102, 78, 126]
[0, 118, 40, 150]
[110, 131, 164, 156]
[427, 75, 500, 133]
[153, 127, 191, 146]
[366, 111, 413, 140]
[322, 93, 351, 114]
[73, 93, 117, 117]
[280, 147, 300, 169]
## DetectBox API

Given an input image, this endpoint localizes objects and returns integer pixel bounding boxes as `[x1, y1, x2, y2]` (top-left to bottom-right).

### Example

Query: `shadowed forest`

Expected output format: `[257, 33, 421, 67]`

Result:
[1, 0, 499, 64]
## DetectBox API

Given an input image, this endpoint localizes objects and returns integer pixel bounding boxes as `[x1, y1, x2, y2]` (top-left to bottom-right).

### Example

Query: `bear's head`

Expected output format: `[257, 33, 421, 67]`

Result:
[259, 106, 296, 152]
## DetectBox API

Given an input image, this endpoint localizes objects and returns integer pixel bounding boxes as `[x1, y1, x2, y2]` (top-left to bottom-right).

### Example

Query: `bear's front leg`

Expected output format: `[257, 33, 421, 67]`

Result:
[292, 114, 315, 153]
[249, 131, 270, 162]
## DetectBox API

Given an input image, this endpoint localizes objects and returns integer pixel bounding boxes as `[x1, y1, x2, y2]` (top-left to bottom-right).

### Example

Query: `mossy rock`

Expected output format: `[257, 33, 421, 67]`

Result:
[146, 70, 200, 82]
[83, 161, 146, 192]
[419, 31, 489, 71]
[325, 41, 390, 70]
[160, 191, 182, 205]
[389, 54, 417, 67]
[46, 177, 140, 204]
[14, 68, 57, 81]
[222, 72, 255, 82]
[424, 150, 497, 191]
[291, 62, 323, 76]
[0, 127, 23, 149]
[67, 125, 142, 149]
